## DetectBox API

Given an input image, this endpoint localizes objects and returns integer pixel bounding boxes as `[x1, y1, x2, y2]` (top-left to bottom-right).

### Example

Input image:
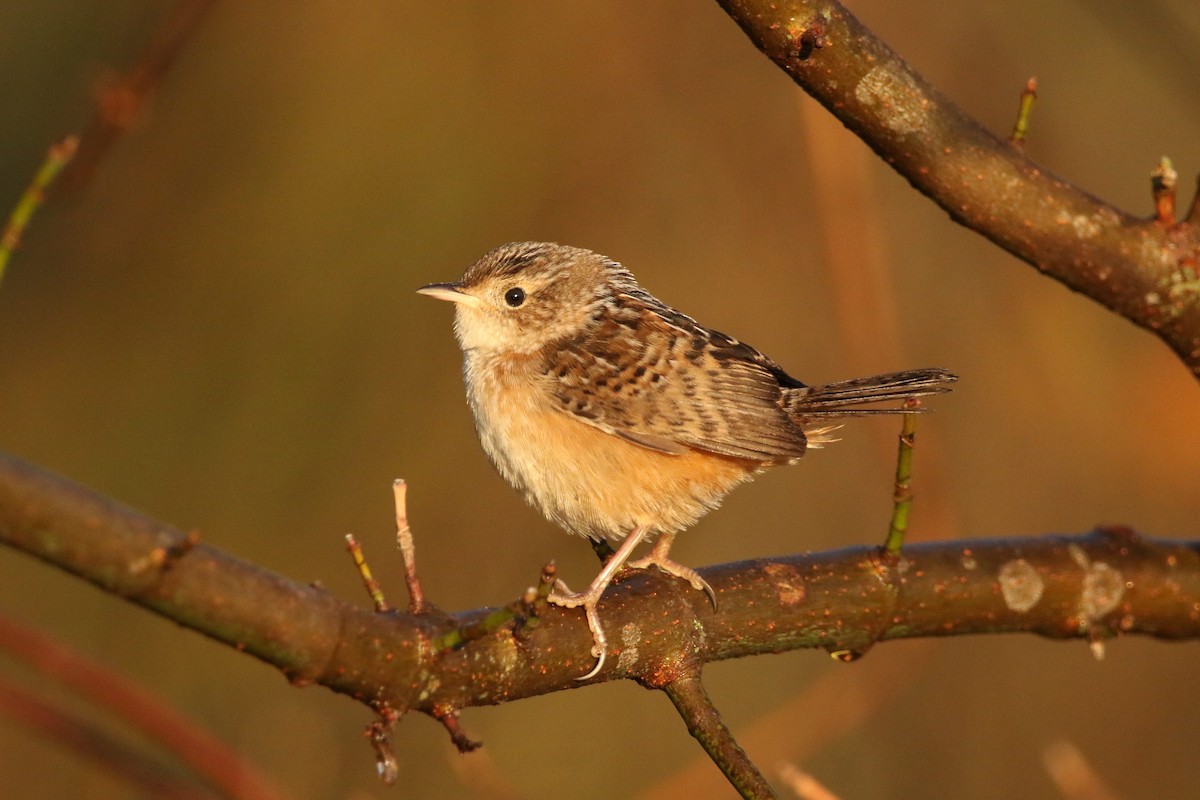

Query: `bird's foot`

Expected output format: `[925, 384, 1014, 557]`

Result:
[626, 539, 717, 610]
[549, 582, 610, 681]
[547, 525, 653, 681]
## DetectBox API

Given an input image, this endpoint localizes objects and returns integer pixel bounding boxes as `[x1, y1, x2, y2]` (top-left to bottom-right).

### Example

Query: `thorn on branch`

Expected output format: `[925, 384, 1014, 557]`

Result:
[1009, 77, 1038, 147]
[788, 21, 828, 61]
[1151, 156, 1178, 226]
[828, 648, 865, 663]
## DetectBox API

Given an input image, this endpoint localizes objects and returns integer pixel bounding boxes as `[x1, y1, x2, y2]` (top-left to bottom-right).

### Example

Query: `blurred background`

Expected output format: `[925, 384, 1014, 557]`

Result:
[1, 1, 1198, 798]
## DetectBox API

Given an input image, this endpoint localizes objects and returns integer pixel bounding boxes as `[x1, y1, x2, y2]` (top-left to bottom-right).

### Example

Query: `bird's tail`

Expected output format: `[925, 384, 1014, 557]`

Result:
[785, 368, 957, 418]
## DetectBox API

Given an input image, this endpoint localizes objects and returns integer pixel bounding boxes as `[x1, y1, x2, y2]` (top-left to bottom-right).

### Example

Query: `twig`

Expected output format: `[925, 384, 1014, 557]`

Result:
[393, 479, 427, 613]
[883, 400, 919, 555]
[0, 136, 78, 287]
[663, 673, 777, 800]
[432, 565, 553, 652]
[1151, 157, 1178, 226]
[345, 533, 390, 612]
[431, 705, 482, 753]
[1009, 77, 1038, 146]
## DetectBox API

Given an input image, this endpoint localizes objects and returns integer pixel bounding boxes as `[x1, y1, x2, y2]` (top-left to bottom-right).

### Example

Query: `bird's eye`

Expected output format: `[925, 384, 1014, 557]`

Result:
[504, 287, 526, 307]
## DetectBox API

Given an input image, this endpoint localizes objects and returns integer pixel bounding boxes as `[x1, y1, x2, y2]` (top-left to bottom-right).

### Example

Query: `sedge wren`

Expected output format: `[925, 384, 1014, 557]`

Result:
[419, 242, 955, 678]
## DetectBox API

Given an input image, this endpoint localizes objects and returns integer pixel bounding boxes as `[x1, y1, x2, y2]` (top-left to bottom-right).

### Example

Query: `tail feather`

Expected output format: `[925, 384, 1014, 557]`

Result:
[786, 368, 956, 418]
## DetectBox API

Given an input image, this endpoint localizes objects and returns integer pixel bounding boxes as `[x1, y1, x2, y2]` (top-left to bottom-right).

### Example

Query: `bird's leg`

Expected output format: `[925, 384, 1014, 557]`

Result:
[626, 531, 718, 610]
[549, 525, 651, 680]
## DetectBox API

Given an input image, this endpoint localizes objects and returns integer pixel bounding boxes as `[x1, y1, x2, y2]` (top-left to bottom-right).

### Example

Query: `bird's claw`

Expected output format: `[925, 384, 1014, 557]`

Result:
[548, 586, 608, 680]
[626, 553, 718, 611]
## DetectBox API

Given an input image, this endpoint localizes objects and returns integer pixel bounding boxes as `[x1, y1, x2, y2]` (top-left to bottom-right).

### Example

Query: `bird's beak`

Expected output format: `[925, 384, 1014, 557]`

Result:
[417, 282, 483, 309]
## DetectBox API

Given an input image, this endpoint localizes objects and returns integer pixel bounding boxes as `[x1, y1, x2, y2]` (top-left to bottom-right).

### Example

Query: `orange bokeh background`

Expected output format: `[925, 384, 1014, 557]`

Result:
[2, 3, 1198, 798]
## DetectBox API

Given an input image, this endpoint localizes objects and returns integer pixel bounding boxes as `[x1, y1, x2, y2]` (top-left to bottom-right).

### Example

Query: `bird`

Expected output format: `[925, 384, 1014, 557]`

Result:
[418, 241, 955, 678]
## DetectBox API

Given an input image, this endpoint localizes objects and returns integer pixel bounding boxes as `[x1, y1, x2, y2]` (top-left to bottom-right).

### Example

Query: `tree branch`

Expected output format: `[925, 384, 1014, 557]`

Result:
[2, 450, 1197, 726]
[663, 672, 778, 799]
[714, 0, 1200, 378]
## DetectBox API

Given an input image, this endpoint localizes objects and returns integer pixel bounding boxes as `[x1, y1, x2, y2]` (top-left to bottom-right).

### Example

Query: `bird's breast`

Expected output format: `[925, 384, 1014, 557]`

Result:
[461, 349, 763, 540]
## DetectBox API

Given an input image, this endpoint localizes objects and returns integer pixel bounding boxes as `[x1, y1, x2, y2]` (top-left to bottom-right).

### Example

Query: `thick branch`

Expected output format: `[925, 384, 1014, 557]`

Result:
[715, 0, 1200, 377]
[2, 451, 1198, 723]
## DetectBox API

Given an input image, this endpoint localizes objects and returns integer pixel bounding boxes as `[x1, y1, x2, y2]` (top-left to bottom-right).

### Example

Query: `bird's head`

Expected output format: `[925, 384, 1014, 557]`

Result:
[418, 242, 635, 354]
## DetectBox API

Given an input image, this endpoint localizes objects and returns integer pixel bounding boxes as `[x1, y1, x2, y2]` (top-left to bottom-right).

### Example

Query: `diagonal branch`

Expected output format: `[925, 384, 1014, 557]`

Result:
[715, 0, 1200, 378]
[661, 672, 778, 799]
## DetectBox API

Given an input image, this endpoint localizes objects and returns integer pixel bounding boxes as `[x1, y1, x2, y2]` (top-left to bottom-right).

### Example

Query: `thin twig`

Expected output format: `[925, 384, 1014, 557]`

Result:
[345, 534, 391, 612]
[0, 136, 78, 287]
[431, 705, 482, 753]
[883, 400, 919, 555]
[393, 479, 427, 613]
[1009, 77, 1038, 146]
[663, 673, 777, 799]
[431, 566, 552, 652]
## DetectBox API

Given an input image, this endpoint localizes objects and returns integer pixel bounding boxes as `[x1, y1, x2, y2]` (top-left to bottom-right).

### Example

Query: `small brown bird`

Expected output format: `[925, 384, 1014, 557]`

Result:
[419, 242, 954, 678]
